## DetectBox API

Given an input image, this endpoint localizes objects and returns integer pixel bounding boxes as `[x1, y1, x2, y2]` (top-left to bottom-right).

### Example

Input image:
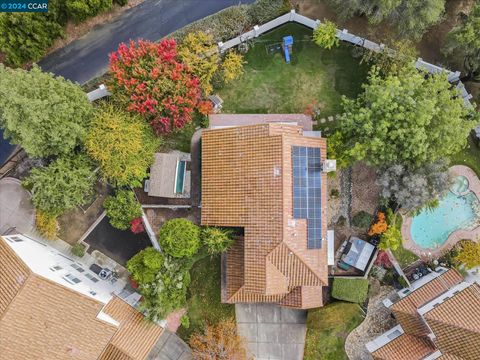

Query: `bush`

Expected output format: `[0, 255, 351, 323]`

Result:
[247, 0, 289, 24]
[128, 250, 191, 321]
[181, 314, 190, 329]
[331, 278, 369, 303]
[398, 276, 408, 288]
[368, 212, 388, 236]
[158, 219, 201, 258]
[330, 188, 340, 198]
[313, 20, 340, 50]
[114, 0, 128, 5]
[352, 211, 373, 229]
[189, 319, 247, 360]
[127, 247, 164, 284]
[201, 227, 234, 255]
[103, 190, 142, 231]
[66, 0, 112, 23]
[71, 243, 86, 257]
[379, 226, 402, 251]
[221, 51, 245, 84]
[455, 240, 480, 269]
[36, 210, 58, 239]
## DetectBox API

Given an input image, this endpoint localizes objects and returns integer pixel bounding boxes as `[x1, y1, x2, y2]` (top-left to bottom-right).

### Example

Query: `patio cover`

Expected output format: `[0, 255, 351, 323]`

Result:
[343, 237, 374, 271]
[148, 152, 190, 198]
[327, 230, 335, 265]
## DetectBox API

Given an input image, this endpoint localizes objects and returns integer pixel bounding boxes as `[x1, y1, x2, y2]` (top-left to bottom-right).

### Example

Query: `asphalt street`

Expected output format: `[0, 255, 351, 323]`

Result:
[39, 0, 254, 84]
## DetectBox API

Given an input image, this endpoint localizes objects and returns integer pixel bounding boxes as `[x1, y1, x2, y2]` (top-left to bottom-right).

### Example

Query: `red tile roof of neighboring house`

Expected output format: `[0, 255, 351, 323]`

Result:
[371, 333, 436, 360]
[391, 269, 463, 336]
[0, 237, 163, 360]
[201, 123, 328, 308]
[424, 283, 480, 360]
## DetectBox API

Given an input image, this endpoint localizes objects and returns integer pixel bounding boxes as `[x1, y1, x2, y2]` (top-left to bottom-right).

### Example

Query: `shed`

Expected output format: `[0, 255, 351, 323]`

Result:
[147, 152, 191, 198]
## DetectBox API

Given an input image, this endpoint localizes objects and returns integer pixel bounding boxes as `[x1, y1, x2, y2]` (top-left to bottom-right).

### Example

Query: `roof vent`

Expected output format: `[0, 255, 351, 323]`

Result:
[322, 159, 336, 172]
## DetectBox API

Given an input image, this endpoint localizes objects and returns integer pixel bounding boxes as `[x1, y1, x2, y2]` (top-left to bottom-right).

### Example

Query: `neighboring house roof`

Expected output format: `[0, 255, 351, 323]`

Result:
[371, 333, 436, 360]
[148, 152, 190, 198]
[391, 269, 463, 336]
[201, 122, 328, 309]
[423, 283, 480, 360]
[0, 237, 163, 360]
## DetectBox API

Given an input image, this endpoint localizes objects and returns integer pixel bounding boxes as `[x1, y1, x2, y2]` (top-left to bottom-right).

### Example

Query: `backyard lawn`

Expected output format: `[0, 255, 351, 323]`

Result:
[450, 136, 480, 178]
[218, 23, 369, 119]
[304, 301, 364, 360]
[177, 255, 235, 341]
[391, 213, 419, 268]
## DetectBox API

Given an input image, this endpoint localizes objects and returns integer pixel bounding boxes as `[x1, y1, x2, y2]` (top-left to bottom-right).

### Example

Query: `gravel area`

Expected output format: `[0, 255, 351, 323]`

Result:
[345, 281, 397, 360]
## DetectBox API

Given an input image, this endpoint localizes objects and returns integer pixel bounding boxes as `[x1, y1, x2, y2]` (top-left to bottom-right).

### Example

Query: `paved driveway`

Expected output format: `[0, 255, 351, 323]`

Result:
[39, 0, 255, 84]
[0, 177, 35, 235]
[236, 303, 307, 360]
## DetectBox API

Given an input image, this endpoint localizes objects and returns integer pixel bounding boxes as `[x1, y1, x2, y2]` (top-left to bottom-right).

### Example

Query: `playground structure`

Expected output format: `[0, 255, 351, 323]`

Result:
[265, 35, 294, 63]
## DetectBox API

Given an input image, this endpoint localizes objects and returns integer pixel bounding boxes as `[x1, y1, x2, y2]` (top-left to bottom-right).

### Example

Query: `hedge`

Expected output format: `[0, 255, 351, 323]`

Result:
[331, 278, 369, 303]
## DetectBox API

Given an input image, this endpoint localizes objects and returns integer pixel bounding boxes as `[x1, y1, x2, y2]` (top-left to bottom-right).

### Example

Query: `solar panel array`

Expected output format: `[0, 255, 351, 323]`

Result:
[292, 146, 322, 249]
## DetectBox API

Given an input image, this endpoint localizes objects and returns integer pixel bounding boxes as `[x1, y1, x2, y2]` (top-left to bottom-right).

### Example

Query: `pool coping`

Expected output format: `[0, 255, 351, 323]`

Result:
[401, 165, 480, 259]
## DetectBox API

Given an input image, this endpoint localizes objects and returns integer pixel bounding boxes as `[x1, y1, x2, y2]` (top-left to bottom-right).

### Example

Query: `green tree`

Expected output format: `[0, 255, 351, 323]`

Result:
[455, 240, 480, 269]
[65, 0, 112, 23]
[327, 0, 445, 39]
[127, 248, 191, 321]
[379, 226, 402, 251]
[313, 20, 339, 50]
[85, 105, 159, 187]
[103, 190, 142, 231]
[444, 3, 480, 80]
[178, 31, 220, 95]
[127, 247, 164, 284]
[23, 155, 95, 216]
[0, 1, 65, 66]
[158, 218, 201, 258]
[201, 227, 234, 255]
[333, 65, 475, 169]
[361, 39, 418, 75]
[0, 65, 92, 158]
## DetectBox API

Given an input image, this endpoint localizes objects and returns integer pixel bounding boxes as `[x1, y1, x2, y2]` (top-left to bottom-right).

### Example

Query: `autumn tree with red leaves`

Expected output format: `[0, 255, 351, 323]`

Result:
[109, 39, 211, 135]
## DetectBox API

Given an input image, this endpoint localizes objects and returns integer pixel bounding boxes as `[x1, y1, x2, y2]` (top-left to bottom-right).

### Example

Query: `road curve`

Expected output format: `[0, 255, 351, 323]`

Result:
[39, 0, 254, 84]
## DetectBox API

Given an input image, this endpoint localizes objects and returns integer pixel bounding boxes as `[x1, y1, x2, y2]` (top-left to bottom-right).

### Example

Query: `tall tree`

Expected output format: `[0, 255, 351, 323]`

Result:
[444, 2, 480, 80]
[23, 154, 96, 216]
[455, 240, 480, 269]
[178, 31, 220, 96]
[376, 160, 451, 212]
[85, 105, 159, 188]
[333, 65, 475, 169]
[0, 65, 92, 157]
[109, 39, 211, 134]
[327, 0, 445, 39]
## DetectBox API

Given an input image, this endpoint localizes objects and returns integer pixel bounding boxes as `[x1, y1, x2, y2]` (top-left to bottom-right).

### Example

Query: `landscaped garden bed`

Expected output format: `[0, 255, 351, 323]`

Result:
[218, 23, 369, 119]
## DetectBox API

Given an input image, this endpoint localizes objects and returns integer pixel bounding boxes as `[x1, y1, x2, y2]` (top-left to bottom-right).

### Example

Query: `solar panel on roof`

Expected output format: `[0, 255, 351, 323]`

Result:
[292, 146, 322, 249]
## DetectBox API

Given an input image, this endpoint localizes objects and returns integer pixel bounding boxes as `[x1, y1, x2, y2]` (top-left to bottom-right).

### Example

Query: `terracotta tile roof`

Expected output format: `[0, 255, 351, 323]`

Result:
[101, 297, 164, 360]
[0, 237, 163, 360]
[424, 283, 480, 360]
[371, 333, 436, 360]
[391, 269, 463, 336]
[201, 123, 328, 308]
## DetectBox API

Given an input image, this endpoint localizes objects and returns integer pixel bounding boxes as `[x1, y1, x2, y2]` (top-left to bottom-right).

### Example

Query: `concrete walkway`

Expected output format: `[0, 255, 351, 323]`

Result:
[0, 177, 35, 235]
[236, 304, 307, 360]
[148, 330, 192, 360]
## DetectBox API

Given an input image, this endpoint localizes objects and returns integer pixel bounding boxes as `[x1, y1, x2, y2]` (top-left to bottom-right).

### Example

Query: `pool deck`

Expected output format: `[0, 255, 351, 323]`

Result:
[401, 165, 480, 259]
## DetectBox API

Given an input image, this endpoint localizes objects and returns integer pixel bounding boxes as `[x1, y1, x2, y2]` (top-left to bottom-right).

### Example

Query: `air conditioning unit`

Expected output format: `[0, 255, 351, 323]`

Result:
[322, 159, 336, 172]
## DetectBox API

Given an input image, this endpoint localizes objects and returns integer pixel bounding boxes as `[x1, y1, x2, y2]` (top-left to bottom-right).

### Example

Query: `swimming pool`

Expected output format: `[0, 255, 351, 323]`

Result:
[410, 177, 480, 249]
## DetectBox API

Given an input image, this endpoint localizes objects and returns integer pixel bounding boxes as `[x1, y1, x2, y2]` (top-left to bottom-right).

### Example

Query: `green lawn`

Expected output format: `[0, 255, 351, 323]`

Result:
[177, 255, 235, 341]
[304, 302, 364, 360]
[331, 278, 369, 303]
[391, 213, 419, 268]
[218, 23, 369, 120]
[450, 136, 480, 178]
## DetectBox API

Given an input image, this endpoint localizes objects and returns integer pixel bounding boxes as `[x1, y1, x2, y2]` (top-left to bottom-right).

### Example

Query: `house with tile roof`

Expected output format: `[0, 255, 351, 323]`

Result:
[366, 267, 480, 360]
[201, 115, 335, 309]
[0, 233, 165, 360]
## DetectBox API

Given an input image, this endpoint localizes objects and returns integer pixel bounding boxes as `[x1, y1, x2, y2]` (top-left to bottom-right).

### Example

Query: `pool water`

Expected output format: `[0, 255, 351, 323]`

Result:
[410, 182, 480, 249]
